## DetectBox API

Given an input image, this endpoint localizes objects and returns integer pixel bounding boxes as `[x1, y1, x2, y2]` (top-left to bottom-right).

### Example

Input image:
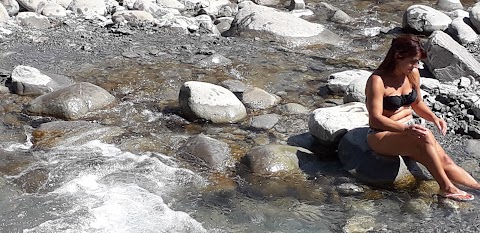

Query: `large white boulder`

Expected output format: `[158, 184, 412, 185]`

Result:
[226, 1, 342, 47]
[308, 102, 369, 145]
[11, 65, 73, 95]
[178, 81, 247, 123]
[424, 31, 480, 82]
[1, 0, 19, 16]
[402, 5, 452, 35]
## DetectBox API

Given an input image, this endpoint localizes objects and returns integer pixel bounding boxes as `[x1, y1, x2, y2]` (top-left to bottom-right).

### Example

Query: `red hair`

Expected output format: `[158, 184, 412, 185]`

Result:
[377, 34, 427, 86]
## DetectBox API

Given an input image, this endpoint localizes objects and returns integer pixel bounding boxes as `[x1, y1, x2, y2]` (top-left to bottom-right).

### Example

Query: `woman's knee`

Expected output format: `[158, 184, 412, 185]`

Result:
[419, 129, 436, 145]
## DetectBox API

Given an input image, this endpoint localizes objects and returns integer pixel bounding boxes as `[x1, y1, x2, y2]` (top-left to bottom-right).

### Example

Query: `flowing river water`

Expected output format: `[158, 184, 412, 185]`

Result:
[2, 0, 480, 232]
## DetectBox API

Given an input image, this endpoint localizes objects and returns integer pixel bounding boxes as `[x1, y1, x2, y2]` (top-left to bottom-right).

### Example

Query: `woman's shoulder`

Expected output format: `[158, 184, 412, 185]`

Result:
[368, 71, 385, 85]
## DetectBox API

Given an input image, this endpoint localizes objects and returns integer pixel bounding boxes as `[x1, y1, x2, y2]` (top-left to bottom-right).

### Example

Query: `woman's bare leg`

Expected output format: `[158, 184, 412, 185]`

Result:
[435, 141, 480, 189]
[367, 130, 470, 197]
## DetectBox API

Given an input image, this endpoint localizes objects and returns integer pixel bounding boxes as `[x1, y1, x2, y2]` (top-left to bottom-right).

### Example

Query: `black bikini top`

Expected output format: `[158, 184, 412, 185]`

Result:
[383, 89, 417, 111]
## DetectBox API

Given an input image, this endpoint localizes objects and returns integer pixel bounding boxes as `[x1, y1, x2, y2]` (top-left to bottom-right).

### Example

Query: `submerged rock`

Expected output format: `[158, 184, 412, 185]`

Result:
[25, 82, 115, 120]
[242, 144, 312, 176]
[32, 120, 124, 149]
[178, 133, 233, 171]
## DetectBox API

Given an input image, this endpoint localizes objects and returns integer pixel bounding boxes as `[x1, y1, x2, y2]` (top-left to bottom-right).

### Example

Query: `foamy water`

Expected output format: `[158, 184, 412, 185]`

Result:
[8, 140, 207, 233]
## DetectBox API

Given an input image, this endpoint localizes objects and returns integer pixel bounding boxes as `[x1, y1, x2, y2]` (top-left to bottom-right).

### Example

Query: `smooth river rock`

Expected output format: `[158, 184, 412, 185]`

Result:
[338, 127, 429, 189]
[308, 102, 369, 145]
[179, 81, 247, 123]
[25, 82, 115, 120]
[226, 1, 342, 47]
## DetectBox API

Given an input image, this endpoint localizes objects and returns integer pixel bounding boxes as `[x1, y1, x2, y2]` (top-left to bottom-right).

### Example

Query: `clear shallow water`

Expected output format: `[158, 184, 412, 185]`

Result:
[2, 1, 480, 232]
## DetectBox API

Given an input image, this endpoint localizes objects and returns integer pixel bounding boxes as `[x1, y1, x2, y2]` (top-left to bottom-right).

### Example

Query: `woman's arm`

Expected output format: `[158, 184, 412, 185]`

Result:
[366, 74, 407, 132]
[410, 69, 447, 135]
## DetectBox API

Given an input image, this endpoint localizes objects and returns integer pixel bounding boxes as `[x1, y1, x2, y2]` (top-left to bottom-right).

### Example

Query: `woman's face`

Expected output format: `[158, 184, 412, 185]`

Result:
[396, 52, 421, 75]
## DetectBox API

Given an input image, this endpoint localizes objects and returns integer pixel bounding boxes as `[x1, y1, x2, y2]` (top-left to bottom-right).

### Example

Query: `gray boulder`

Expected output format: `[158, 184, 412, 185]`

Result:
[41, 2, 67, 18]
[327, 69, 371, 95]
[469, 3, 480, 32]
[424, 31, 480, 82]
[179, 134, 233, 171]
[179, 81, 247, 123]
[32, 121, 124, 149]
[436, 0, 463, 11]
[402, 5, 452, 35]
[343, 75, 370, 104]
[112, 10, 155, 23]
[16, 0, 46, 12]
[1, 0, 19, 16]
[242, 87, 281, 110]
[447, 17, 478, 45]
[11, 65, 74, 95]
[242, 144, 313, 176]
[308, 102, 369, 145]
[226, 1, 342, 47]
[16, 12, 50, 29]
[69, 0, 106, 16]
[249, 113, 279, 130]
[25, 82, 115, 120]
[197, 53, 232, 68]
[465, 139, 480, 159]
[338, 127, 428, 188]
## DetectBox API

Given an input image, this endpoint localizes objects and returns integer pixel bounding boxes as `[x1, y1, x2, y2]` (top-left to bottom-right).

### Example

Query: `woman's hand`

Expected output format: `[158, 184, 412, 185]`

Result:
[434, 117, 447, 135]
[404, 124, 428, 138]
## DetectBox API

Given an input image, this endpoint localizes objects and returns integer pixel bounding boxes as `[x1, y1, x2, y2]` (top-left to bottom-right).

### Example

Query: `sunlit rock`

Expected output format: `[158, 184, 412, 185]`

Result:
[327, 69, 371, 95]
[1, 0, 18, 16]
[242, 87, 281, 110]
[338, 127, 428, 189]
[465, 139, 480, 159]
[308, 102, 368, 145]
[56, 0, 72, 9]
[69, 0, 107, 16]
[179, 81, 247, 123]
[10, 65, 74, 96]
[16, 12, 50, 29]
[329, 9, 354, 24]
[242, 144, 313, 175]
[178, 133, 233, 171]
[0, 2, 9, 21]
[156, 0, 185, 11]
[436, 0, 463, 11]
[25, 82, 115, 120]
[226, 1, 342, 47]
[112, 10, 155, 23]
[134, 0, 178, 18]
[288, 0, 304, 11]
[32, 120, 124, 149]
[41, 2, 67, 18]
[424, 31, 480, 82]
[447, 17, 478, 45]
[195, 14, 221, 36]
[403, 5, 452, 35]
[343, 75, 370, 104]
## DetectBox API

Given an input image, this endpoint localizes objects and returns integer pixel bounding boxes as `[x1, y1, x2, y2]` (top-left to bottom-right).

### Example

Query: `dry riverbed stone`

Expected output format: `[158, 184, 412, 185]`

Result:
[25, 82, 115, 120]
[179, 81, 247, 123]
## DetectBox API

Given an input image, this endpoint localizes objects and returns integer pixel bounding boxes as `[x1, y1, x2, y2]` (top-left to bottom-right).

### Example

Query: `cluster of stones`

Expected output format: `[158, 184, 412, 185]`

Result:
[0, 0, 348, 47]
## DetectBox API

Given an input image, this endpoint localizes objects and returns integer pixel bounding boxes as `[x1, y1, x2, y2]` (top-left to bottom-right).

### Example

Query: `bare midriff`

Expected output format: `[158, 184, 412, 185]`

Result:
[383, 106, 413, 124]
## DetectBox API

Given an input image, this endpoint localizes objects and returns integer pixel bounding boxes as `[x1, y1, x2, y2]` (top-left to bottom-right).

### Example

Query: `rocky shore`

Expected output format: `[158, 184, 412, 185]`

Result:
[2, 0, 480, 232]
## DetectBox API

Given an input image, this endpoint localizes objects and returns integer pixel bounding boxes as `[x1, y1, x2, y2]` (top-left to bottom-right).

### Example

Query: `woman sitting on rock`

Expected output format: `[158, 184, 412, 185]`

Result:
[365, 34, 479, 201]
